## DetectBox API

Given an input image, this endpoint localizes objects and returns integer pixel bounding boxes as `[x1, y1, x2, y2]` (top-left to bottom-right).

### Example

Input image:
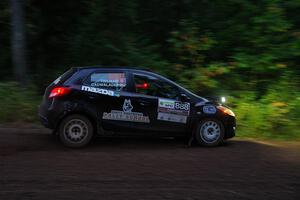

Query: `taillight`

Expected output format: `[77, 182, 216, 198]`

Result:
[49, 87, 71, 98]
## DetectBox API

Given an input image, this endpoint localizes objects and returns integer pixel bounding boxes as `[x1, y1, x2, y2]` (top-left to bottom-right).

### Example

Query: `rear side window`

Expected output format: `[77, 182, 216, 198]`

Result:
[133, 74, 180, 99]
[52, 68, 75, 85]
[83, 72, 127, 91]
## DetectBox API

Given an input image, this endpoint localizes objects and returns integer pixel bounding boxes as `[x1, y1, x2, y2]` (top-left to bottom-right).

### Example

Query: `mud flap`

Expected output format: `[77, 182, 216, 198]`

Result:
[187, 136, 194, 147]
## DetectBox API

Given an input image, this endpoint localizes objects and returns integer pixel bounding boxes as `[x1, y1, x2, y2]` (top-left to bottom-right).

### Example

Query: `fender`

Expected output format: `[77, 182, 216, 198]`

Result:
[54, 100, 105, 135]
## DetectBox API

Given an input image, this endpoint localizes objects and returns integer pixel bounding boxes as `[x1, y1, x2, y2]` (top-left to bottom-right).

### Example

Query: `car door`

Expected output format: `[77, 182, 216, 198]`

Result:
[127, 72, 191, 134]
[78, 69, 133, 131]
[82, 70, 153, 133]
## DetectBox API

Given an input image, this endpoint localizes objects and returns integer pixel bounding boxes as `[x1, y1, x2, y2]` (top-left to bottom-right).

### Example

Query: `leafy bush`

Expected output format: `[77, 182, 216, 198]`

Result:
[232, 79, 300, 140]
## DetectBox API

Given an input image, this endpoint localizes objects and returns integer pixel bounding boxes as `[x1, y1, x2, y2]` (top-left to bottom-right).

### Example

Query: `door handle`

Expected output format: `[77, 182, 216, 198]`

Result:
[88, 93, 98, 99]
[138, 100, 151, 106]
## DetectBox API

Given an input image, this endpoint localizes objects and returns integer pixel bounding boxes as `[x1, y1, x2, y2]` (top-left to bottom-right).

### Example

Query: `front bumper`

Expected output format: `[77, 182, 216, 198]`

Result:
[224, 115, 236, 139]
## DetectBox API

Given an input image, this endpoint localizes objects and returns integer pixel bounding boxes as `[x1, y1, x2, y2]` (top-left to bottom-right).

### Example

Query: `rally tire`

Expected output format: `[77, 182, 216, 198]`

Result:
[195, 119, 224, 147]
[58, 114, 93, 148]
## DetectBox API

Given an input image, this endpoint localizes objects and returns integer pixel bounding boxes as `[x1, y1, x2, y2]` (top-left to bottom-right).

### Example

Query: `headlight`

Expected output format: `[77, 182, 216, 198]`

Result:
[217, 106, 235, 117]
[221, 96, 226, 103]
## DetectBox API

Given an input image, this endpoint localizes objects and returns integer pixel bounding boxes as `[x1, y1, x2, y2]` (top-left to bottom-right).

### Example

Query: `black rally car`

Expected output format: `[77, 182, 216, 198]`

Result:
[39, 67, 236, 147]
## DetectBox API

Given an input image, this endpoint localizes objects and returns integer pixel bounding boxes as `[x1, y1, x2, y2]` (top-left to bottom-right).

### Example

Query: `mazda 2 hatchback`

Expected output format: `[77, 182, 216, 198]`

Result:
[39, 67, 236, 147]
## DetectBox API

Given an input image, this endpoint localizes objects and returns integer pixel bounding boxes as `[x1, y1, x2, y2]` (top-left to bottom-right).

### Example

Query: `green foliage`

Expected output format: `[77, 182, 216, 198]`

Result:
[0, 82, 40, 122]
[167, 21, 220, 94]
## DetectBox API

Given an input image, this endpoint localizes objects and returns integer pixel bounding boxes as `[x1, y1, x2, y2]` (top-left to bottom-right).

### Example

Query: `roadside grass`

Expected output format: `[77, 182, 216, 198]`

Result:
[0, 81, 299, 140]
[0, 82, 41, 122]
[235, 130, 300, 141]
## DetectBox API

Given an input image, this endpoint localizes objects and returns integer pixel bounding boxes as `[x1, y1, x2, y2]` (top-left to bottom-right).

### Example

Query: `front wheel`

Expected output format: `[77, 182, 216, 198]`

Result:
[58, 114, 94, 148]
[195, 119, 224, 147]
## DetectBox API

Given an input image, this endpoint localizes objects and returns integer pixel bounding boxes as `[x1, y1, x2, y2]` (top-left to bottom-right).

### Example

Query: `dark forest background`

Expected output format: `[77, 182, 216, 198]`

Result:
[0, 0, 300, 139]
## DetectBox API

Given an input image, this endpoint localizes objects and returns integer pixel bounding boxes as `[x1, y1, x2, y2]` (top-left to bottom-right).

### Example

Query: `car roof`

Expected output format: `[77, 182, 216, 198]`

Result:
[74, 66, 153, 73]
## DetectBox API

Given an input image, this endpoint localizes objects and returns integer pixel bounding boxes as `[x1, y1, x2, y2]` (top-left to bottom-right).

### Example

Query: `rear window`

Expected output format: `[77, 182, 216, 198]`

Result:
[83, 72, 127, 91]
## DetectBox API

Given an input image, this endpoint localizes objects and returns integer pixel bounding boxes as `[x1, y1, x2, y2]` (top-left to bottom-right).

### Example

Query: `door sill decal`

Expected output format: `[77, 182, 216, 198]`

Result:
[102, 99, 150, 123]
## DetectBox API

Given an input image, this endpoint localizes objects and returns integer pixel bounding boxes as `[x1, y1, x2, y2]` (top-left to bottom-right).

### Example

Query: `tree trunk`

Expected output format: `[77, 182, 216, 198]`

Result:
[10, 0, 27, 83]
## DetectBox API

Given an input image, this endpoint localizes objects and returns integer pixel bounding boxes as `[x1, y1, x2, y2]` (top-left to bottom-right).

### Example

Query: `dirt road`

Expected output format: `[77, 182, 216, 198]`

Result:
[0, 126, 299, 200]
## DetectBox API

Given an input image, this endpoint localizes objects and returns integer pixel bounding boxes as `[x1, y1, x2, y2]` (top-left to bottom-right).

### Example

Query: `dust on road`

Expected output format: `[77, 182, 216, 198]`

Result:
[0, 126, 299, 200]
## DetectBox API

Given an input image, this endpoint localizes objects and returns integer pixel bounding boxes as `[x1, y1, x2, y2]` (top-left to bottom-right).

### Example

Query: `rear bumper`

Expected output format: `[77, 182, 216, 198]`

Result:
[39, 113, 50, 128]
[38, 100, 64, 130]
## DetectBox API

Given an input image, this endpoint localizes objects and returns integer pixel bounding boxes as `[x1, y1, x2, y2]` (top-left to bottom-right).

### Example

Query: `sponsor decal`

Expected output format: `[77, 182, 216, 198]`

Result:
[102, 99, 150, 123]
[159, 99, 175, 109]
[157, 112, 187, 124]
[157, 98, 190, 123]
[91, 73, 126, 89]
[123, 99, 133, 112]
[81, 85, 119, 97]
[203, 105, 217, 114]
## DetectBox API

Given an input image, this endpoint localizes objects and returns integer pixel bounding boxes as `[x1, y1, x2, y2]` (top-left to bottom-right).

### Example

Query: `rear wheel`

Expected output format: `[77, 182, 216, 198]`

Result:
[195, 119, 224, 147]
[58, 114, 93, 148]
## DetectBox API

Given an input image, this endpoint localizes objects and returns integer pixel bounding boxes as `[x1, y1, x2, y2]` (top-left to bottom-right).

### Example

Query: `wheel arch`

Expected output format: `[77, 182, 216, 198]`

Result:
[191, 116, 225, 138]
[54, 111, 100, 135]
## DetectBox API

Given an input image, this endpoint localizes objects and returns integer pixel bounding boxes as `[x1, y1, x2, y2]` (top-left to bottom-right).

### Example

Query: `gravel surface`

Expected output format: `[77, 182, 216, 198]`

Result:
[0, 127, 299, 200]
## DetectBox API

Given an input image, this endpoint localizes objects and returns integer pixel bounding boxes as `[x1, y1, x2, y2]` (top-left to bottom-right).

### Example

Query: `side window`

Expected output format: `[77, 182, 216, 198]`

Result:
[83, 72, 127, 91]
[133, 74, 180, 99]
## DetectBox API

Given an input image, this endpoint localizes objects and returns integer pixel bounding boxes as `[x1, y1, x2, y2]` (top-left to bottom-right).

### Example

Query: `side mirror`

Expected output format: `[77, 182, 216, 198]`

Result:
[180, 93, 190, 102]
